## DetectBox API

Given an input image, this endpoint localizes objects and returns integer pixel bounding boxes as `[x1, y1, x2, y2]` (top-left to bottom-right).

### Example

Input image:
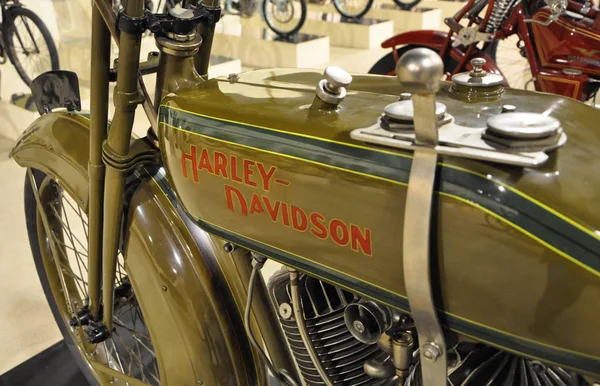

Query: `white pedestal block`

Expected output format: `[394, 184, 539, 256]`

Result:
[367, 4, 441, 33]
[307, 3, 440, 34]
[213, 24, 330, 68]
[419, 0, 466, 21]
[60, 37, 241, 86]
[301, 12, 393, 49]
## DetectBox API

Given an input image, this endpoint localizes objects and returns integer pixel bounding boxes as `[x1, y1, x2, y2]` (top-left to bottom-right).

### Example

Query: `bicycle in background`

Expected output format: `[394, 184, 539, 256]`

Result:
[0, 0, 59, 87]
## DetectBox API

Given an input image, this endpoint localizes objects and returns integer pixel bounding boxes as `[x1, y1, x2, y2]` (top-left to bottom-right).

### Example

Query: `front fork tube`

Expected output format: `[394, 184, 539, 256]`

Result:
[186, 0, 219, 78]
[194, 20, 217, 78]
[88, 4, 111, 320]
[101, 0, 144, 333]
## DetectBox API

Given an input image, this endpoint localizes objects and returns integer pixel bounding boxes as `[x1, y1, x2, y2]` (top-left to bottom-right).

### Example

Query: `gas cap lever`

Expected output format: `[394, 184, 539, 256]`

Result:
[396, 47, 444, 145]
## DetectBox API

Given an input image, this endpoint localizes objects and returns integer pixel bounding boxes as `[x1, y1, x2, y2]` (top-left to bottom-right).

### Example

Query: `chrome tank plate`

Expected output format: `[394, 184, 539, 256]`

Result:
[351, 110, 567, 167]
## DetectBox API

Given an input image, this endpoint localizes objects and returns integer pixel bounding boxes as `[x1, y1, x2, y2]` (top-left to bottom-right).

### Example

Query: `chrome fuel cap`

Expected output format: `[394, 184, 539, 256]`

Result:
[486, 112, 561, 139]
[452, 57, 504, 88]
[384, 100, 447, 121]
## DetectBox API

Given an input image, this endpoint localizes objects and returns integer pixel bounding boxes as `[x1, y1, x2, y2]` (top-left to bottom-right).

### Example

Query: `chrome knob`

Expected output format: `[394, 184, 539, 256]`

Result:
[323, 66, 353, 94]
[396, 48, 444, 94]
[470, 57, 486, 77]
[314, 66, 352, 107]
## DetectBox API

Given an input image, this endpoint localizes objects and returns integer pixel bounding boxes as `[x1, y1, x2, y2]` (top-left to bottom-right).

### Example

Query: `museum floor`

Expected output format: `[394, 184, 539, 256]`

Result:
[0, 0, 532, 380]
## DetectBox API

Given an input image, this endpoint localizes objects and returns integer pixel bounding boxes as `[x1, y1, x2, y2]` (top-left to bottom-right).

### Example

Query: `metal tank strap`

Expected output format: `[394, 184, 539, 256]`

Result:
[398, 48, 448, 385]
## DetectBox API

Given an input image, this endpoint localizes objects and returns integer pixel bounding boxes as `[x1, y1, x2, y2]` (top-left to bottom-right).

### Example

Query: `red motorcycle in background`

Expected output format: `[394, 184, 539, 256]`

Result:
[370, 0, 600, 103]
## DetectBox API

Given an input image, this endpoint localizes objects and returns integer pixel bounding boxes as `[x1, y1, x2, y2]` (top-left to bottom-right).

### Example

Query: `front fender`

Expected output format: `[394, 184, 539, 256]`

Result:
[10, 112, 292, 384]
[10, 112, 91, 211]
[381, 30, 504, 76]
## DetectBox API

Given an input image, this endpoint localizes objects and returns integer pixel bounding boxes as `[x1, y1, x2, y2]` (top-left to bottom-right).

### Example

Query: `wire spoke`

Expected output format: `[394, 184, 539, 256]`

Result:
[40, 182, 159, 384]
[49, 206, 89, 253]
[60, 197, 89, 294]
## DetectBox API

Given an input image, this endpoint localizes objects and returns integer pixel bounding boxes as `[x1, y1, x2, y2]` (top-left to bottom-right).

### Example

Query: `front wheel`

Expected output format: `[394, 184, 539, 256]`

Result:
[368, 44, 458, 76]
[24, 169, 167, 385]
[333, 0, 374, 19]
[392, 0, 421, 10]
[262, 0, 307, 37]
[4, 7, 59, 87]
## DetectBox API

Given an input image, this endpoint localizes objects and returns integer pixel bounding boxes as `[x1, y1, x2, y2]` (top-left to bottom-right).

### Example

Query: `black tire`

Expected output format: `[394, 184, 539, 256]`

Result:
[368, 44, 458, 75]
[332, 0, 374, 19]
[24, 170, 101, 386]
[25, 169, 162, 385]
[262, 0, 307, 37]
[4, 6, 59, 87]
[392, 0, 421, 10]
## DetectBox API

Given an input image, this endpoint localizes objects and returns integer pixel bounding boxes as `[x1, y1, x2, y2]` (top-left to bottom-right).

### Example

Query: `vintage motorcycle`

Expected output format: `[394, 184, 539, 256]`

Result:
[370, 0, 600, 103]
[10, 0, 600, 384]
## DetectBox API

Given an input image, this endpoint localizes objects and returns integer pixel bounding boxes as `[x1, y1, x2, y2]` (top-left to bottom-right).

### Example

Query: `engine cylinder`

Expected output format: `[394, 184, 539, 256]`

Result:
[268, 269, 393, 385]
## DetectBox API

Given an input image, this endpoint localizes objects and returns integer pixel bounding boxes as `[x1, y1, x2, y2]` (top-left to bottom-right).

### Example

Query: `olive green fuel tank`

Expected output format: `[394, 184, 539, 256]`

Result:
[156, 69, 600, 375]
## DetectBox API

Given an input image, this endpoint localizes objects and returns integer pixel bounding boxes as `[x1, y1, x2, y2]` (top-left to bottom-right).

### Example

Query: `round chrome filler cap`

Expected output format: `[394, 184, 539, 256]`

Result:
[486, 112, 561, 139]
[452, 57, 504, 88]
[383, 100, 447, 122]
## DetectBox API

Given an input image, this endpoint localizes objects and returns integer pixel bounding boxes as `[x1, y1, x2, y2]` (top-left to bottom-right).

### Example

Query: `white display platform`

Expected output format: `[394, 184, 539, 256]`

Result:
[230, 13, 391, 49]
[308, 3, 441, 34]
[213, 24, 330, 68]
[60, 37, 241, 86]
[420, 0, 466, 21]
[366, 4, 441, 33]
[298, 12, 393, 49]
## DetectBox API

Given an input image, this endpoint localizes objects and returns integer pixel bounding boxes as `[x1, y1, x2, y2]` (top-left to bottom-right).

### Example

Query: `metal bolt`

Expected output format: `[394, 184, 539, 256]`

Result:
[279, 303, 293, 320]
[323, 66, 352, 94]
[422, 342, 441, 361]
[353, 320, 366, 334]
[501, 104, 516, 113]
[228, 73, 239, 83]
[223, 242, 238, 253]
[399, 93, 412, 101]
[393, 331, 413, 346]
[162, 285, 168, 292]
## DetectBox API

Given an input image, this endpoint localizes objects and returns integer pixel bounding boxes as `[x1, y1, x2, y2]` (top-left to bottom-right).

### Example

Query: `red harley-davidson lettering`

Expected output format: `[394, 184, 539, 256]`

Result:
[181, 145, 373, 256]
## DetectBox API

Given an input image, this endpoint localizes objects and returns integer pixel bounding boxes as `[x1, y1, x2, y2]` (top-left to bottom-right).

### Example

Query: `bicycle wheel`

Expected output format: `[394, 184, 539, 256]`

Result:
[25, 169, 162, 385]
[333, 0, 373, 19]
[392, 0, 421, 10]
[262, 0, 307, 36]
[487, 37, 534, 91]
[4, 7, 59, 87]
